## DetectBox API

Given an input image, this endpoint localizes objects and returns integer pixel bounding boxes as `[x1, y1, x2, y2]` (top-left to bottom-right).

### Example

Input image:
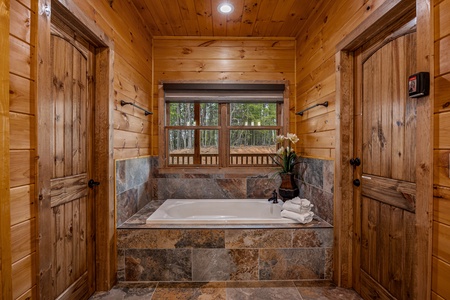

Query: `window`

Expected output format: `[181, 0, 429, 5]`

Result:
[162, 83, 287, 168]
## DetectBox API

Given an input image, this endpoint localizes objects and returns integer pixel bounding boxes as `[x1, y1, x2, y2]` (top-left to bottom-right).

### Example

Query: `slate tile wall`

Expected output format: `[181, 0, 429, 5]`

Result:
[149, 157, 280, 200]
[115, 157, 153, 226]
[296, 158, 334, 224]
[117, 227, 333, 282]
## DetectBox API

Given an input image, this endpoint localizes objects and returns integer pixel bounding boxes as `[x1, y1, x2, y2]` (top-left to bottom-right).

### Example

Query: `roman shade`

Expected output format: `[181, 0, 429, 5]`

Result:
[163, 83, 285, 103]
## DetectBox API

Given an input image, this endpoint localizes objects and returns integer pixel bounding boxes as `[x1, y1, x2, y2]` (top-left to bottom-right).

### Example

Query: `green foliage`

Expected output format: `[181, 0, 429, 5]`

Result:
[169, 102, 278, 151]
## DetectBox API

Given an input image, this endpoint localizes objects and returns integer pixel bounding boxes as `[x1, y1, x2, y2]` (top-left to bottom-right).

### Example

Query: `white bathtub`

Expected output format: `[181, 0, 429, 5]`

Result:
[146, 199, 297, 224]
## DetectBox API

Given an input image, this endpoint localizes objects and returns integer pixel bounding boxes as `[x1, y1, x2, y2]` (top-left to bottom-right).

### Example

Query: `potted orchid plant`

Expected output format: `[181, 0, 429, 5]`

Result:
[273, 133, 300, 174]
[272, 133, 300, 200]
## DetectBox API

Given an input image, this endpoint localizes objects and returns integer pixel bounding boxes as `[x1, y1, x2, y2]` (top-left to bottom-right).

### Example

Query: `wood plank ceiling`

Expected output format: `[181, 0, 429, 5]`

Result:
[131, 0, 320, 37]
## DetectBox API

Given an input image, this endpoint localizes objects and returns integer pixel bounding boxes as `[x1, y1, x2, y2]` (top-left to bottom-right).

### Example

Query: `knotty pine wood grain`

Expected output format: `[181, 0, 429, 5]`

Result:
[9, 74, 33, 115]
[10, 219, 35, 264]
[10, 185, 35, 226]
[434, 3, 450, 298]
[433, 187, 450, 225]
[1, 0, 12, 298]
[433, 221, 450, 264]
[10, 0, 31, 44]
[153, 37, 296, 157]
[11, 253, 35, 300]
[295, 0, 393, 158]
[432, 257, 450, 299]
[434, 0, 450, 40]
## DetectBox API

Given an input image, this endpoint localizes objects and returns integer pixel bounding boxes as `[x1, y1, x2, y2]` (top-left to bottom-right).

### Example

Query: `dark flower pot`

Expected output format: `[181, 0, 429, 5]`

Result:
[278, 173, 299, 200]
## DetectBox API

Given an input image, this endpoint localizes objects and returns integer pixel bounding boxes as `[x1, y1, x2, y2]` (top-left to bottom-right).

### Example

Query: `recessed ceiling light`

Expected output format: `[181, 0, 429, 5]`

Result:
[218, 3, 234, 14]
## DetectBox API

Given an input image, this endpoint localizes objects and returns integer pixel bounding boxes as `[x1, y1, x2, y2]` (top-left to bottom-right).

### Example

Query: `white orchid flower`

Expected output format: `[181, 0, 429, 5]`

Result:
[277, 146, 285, 155]
[275, 135, 285, 144]
[287, 133, 299, 144]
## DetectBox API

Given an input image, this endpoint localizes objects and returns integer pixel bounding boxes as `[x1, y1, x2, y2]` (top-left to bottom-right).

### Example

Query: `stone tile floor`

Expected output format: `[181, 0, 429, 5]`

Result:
[90, 280, 363, 300]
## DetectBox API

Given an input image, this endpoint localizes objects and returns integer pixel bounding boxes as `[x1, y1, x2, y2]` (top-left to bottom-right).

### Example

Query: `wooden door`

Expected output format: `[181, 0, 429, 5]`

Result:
[354, 33, 417, 299]
[47, 21, 95, 300]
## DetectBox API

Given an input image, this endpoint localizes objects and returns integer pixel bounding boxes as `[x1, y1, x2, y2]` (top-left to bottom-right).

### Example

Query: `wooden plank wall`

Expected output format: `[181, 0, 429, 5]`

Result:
[9, 0, 37, 298]
[7, 0, 153, 298]
[432, 0, 450, 299]
[152, 37, 296, 155]
[295, 0, 390, 159]
[1, 0, 12, 299]
[66, 0, 154, 159]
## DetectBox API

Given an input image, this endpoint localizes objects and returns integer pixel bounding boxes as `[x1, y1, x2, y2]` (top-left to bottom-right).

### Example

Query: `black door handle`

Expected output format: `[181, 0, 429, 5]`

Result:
[350, 157, 361, 166]
[88, 179, 100, 189]
[353, 179, 360, 187]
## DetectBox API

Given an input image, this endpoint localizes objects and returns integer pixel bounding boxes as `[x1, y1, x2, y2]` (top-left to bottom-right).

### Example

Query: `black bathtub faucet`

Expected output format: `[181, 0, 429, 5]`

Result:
[268, 190, 278, 204]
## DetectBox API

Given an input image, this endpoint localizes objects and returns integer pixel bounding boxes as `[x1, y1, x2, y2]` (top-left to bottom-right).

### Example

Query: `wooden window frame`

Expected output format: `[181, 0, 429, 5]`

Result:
[158, 81, 290, 174]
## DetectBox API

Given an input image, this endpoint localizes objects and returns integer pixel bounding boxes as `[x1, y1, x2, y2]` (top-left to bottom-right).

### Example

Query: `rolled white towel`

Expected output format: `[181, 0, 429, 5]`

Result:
[289, 197, 311, 207]
[282, 201, 313, 214]
[281, 210, 314, 224]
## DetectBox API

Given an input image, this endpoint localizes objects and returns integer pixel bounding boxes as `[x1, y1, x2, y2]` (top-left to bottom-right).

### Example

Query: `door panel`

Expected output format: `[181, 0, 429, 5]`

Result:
[355, 33, 417, 300]
[49, 25, 94, 300]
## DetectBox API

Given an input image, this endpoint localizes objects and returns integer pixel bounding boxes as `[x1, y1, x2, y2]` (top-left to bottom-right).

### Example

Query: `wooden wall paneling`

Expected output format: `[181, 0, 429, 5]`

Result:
[297, 55, 336, 97]
[9, 36, 31, 80]
[153, 37, 295, 160]
[434, 0, 450, 40]
[11, 253, 35, 300]
[433, 0, 450, 298]
[155, 71, 295, 83]
[297, 130, 335, 149]
[113, 109, 151, 133]
[434, 111, 450, 148]
[432, 257, 450, 299]
[432, 291, 446, 300]
[296, 74, 335, 110]
[10, 0, 31, 44]
[10, 185, 35, 226]
[435, 35, 450, 75]
[9, 150, 34, 188]
[15, 287, 36, 300]
[9, 113, 34, 149]
[434, 74, 450, 114]
[69, 0, 152, 80]
[16, 0, 30, 11]
[1, 0, 12, 298]
[155, 59, 294, 73]
[433, 187, 450, 225]
[154, 38, 296, 48]
[10, 219, 35, 263]
[9, 74, 34, 114]
[297, 0, 386, 80]
[433, 150, 450, 187]
[432, 221, 450, 263]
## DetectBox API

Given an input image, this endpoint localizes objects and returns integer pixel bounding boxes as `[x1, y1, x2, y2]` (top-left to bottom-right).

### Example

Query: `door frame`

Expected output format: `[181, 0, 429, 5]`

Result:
[37, 0, 115, 297]
[334, 0, 433, 299]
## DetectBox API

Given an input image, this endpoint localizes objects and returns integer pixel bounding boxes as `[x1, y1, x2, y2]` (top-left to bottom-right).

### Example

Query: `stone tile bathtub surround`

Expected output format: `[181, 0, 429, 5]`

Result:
[148, 156, 280, 200]
[118, 225, 333, 282]
[125, 249, 192, 281]
[115, 156, 153, 226]
[259, 248, 327, 280]
[192, 249, 259, 281]
[296, 157, 334, 224]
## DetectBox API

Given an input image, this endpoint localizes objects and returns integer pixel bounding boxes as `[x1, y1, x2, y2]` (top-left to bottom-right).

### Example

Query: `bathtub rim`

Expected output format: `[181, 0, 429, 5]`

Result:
[118, 199, 333, 229]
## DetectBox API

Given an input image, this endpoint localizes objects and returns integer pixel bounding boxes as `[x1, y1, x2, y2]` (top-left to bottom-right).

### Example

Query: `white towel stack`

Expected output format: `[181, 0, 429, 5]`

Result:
[281, 197, 314, 224]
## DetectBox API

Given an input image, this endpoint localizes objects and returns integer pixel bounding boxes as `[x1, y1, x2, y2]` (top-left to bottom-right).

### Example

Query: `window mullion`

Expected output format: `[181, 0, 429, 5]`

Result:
[219, 103, 228, 167]
[194, 103, 201, 164]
